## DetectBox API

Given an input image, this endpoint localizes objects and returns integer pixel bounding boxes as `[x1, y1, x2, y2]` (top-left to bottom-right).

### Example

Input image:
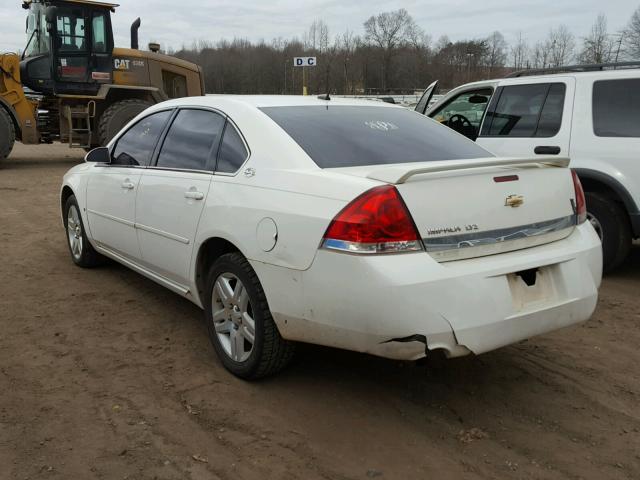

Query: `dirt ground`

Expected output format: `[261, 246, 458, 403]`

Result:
[1, 143, 639, 480]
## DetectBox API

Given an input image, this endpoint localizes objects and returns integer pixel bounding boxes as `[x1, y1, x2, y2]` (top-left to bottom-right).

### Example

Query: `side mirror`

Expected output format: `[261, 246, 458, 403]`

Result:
[45, 6, 57, 32]
[85, 147, 111, 163]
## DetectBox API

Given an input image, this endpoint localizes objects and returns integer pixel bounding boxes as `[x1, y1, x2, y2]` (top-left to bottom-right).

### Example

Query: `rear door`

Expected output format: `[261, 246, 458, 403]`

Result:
[86, 109, 172, 260]
[135, 108, 226, 286]
[477, 77, 575, 158]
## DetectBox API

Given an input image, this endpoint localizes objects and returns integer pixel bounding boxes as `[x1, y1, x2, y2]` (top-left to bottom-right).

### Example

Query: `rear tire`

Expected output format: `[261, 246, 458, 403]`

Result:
[204, 252, 295, 379]
[0, 108, 16, 161]
[64, 195, 105, 268]
[585, 192, 631, 272]
[97, 99, 152, 145]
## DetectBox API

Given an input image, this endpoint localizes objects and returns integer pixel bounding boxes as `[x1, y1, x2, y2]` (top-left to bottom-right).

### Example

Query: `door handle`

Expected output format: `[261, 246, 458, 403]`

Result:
[184, 191, 205, 200]
[121, 180, 135, 190]
[534, 146, 561, 155]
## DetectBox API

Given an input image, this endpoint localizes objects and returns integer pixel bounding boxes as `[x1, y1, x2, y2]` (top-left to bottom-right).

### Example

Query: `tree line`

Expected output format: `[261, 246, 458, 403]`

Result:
[170, 7, 640, 95]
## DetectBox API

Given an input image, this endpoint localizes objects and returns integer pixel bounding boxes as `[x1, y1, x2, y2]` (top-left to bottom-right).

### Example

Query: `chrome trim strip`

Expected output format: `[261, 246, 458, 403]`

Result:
[424, 215, 575, 252]
[86, 209, 135, 227]
[135, 223, 190, 245]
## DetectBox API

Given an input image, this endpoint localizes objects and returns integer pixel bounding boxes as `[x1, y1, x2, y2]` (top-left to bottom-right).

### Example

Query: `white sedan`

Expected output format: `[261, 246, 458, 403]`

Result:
[60, 95, 602, 379]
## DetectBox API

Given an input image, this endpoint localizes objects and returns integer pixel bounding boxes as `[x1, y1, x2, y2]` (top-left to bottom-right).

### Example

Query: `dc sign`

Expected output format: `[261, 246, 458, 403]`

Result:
[293, 57, 317, 67]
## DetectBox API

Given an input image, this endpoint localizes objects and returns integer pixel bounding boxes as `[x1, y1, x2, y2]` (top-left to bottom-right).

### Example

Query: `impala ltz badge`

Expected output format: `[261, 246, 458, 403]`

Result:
[505, 194, 524, 208]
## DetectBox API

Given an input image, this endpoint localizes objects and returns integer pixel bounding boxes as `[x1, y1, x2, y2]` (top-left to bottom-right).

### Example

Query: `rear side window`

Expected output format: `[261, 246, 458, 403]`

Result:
[217, 123, 249, 173]
[261, 106, 489, 168]
[156, 109, 225, 171]
[481, 83, 565, 137]
[593, 79, 640, 137]
[111, 110, 172, 166]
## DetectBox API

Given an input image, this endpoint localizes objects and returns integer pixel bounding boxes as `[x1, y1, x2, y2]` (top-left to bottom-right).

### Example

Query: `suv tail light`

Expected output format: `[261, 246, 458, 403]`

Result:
[321, 185, 423, 254]
[571, 170, 587, 224]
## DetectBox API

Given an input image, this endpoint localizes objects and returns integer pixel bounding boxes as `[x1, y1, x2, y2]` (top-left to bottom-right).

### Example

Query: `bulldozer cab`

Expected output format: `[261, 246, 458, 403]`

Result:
[20, 0, 116, 95]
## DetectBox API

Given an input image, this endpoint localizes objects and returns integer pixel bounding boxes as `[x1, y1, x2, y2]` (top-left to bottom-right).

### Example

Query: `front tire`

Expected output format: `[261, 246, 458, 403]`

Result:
[64, 195, 105, 268]
[585, 192, 631, 272]
[0, 108, 16, 161]
[204, 253, 295, 379]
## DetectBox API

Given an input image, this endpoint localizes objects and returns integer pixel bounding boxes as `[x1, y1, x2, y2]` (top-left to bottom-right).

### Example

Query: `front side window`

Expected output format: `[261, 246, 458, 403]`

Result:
[156, 109, 225, 171]
[112, 110, 172, 166]
[24, 13, 39, 57]
[593, 79, 640, 138]
[481, 83, 565, 138]
[217, 124, 249, 173]
[431, 89, 492, 140]
[261, 106, 490, 168]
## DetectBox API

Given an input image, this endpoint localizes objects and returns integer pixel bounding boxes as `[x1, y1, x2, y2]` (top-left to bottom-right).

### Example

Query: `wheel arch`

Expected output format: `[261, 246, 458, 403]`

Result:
[575, 169, 638, 213]
[194, 237, 244, 305]
[60, 185, 75, 224]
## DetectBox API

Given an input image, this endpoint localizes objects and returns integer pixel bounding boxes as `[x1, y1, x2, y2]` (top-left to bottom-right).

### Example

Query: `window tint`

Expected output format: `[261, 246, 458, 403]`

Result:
[156, 109, 225, 171]
[261, 106, 490, 168]
[112, 110, 172, 166]
[593, 79, 640, 137]
[481, 83, 565, 137]
[536, 84, 566, 137]
[217, 123, 249, 173]
[92, 13, 107, 53]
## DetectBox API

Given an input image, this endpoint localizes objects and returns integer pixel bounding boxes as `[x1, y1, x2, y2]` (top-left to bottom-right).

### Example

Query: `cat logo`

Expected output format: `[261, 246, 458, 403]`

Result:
[114, 59, 130, 70]
[505, 194, 525, 208]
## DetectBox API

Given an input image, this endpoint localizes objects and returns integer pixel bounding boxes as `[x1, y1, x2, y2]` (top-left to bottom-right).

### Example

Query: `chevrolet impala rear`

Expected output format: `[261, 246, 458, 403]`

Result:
[252, 102, 602, 362]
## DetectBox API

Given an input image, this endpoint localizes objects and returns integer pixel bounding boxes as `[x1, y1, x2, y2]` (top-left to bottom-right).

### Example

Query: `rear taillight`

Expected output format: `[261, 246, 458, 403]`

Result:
[571, 170, 587, 224]
[321, 185, 423, 254]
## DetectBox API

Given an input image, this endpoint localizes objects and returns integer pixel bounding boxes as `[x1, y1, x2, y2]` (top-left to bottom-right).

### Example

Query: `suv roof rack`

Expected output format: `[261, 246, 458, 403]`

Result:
[506, 61, 640, 78]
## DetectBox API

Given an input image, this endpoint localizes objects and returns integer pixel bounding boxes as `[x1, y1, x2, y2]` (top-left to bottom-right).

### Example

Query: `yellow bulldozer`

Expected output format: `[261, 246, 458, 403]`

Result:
[0, 0, 205, 161]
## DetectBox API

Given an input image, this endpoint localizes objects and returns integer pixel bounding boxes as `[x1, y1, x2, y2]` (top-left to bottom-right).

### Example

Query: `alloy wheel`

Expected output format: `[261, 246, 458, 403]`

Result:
[67, 205, 84, 260]
[211, 273, 256, 362]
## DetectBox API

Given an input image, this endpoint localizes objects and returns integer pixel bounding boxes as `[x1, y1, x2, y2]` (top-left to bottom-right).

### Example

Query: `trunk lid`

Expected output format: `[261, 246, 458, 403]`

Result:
[331, 157, 577, 262]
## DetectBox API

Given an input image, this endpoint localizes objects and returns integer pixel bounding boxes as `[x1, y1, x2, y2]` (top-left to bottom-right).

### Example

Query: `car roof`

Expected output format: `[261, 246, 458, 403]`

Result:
[152, 95, 400, 111]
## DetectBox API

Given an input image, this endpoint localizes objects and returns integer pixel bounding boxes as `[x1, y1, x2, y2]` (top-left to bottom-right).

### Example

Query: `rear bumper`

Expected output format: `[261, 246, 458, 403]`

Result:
[254, 223, 602, 361]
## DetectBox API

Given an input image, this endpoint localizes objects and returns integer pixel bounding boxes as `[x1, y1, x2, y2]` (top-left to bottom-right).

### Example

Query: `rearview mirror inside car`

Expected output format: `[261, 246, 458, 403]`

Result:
[85, 147, 110, 164]
[469, 95, 488, 104]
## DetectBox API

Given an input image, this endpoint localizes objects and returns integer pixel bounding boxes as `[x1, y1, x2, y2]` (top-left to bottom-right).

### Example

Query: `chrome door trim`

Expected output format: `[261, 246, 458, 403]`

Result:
[86, 208, 135, 228]
[135, 222, 190, 245]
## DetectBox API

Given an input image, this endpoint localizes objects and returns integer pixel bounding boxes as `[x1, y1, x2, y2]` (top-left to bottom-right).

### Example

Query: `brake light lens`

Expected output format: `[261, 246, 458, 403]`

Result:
[321, 185, 423, 254]
[571, 170, 587, 224]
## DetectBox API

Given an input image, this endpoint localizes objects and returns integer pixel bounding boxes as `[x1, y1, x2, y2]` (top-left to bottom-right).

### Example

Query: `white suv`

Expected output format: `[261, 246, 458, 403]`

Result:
[418, 65, 640, 271]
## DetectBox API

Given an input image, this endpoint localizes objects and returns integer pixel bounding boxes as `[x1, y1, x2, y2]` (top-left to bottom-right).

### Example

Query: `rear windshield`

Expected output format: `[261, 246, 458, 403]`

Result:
[260, 105, 491, 168]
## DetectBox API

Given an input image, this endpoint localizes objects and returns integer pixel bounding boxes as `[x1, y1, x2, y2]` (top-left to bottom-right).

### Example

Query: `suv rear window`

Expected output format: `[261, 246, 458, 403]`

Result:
[260, 106, 490, 168]
[593, 79, 640, 137]
[480, 83, 565, 138]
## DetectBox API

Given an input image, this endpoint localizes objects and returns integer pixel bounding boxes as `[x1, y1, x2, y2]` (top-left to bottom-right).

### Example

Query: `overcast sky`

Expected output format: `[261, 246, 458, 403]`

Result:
[1, 0, 637, 54]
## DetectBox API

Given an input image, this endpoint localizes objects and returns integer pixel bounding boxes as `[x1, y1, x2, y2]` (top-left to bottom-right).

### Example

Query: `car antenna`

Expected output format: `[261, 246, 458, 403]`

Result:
[317, 93, 331, 101]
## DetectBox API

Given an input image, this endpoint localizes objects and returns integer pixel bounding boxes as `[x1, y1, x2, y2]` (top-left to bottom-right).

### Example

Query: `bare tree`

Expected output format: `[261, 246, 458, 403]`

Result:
[625, 6, 640, 59]
[510, 31, 529, 70]
[579, 14, 614, 63]
[363, 8, 421, 90]
[485, 31, 507, 73]
[548, 25, 576, 67]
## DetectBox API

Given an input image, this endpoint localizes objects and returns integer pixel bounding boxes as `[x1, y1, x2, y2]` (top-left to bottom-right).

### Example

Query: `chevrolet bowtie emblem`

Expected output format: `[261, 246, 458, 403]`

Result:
[505, 194, 524, 208]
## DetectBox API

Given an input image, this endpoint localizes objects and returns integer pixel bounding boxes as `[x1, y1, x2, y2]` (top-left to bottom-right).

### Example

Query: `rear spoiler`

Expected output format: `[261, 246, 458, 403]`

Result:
[367, 156, 571, 184]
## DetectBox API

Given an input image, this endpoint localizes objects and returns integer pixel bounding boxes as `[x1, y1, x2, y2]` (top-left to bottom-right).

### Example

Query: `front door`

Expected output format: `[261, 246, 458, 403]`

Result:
[85, 109, 173, 260]
[135, 108, 226, 286]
